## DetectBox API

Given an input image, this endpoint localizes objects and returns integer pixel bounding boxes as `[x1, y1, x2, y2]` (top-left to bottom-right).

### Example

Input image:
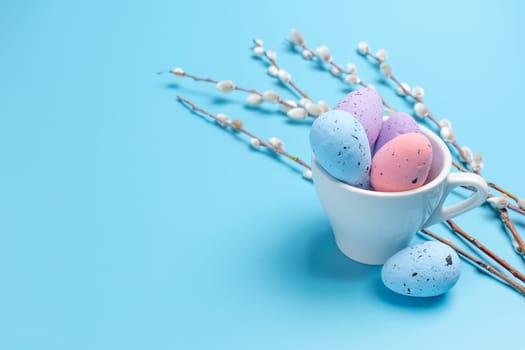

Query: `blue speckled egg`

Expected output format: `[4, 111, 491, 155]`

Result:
[381, 241, 461, 297]
[310, 110, 371, 186]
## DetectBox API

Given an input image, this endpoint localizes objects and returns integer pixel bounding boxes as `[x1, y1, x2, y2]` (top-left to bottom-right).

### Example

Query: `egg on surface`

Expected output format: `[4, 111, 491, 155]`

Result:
[333, 88, 382, 151]
[370, 133, 432, 192]
[381, 241, 461, 297]
[310, 110, 371, 186]
[374, 112, 420, 153]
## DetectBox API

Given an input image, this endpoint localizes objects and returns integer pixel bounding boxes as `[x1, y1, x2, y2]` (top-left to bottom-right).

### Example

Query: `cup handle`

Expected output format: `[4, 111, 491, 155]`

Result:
[423, 172, 488, 227]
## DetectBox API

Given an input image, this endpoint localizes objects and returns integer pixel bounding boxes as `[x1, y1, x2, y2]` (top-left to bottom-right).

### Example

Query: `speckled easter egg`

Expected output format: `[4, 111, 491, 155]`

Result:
[381, 241, 461, 297]
[310, 110, 371, 186]
[334, 88, 383, 151]
[354, 175, 372, 190]
[374, 112, 420, 153]
[370, 133, 432, 192]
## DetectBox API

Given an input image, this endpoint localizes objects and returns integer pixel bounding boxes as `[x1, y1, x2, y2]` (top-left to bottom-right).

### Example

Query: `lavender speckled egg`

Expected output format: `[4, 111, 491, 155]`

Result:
[310, 110, 371, 186]
[374, 112, 420, 153]
[370, 133, 432, 192]
[334, 88, 383, 151]
[381, 241, 461, 297]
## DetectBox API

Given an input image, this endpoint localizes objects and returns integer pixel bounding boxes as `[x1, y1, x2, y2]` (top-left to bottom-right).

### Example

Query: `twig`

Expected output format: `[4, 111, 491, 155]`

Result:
[365, 48, 524, 208]
[286, 38, 395, 112]
[420, 229, 525, 296]
[446, 219, 525, 283]
[452, 161, 525, 216]
[176, 95, 312, 173]
[170, 69, 300, 111]
[500, 209, 525, 255]
[253, 40, 311, 100]
[363, 43, 525, 259]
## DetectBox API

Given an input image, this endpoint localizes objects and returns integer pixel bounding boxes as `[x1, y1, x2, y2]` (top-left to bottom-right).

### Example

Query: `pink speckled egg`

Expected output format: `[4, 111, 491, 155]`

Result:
[370, 133, 433, 192]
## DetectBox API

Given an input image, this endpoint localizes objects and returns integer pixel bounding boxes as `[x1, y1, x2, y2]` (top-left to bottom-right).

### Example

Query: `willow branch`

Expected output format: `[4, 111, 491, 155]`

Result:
[420, 228, 525, 296]
[500, 209, 525, 255]
[452, 161, 525, 216]
[255, 41, 311, 100]
[177, 95, 312, 173]
[446, 219, 525, 283]
[286, 39, 395, 112]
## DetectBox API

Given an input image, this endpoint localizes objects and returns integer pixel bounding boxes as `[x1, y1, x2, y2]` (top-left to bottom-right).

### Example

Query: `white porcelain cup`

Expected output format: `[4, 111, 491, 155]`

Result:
[312, 126, 488, 265]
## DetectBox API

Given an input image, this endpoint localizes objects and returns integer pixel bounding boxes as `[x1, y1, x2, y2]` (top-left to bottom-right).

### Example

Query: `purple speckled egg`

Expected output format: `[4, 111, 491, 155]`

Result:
[334, 88, 383, 151]
[374, 112, 420, 153]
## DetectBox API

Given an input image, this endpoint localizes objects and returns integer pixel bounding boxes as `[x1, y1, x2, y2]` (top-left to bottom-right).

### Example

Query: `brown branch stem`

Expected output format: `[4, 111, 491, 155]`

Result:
[452, 161, 525, 216]
[256, 41, 311, 100]
[287, 39, 395, 112]
[446, 219, 525, 283]
[177, 95, 311, 171]
[174, 71, 310, 115]
[500, 209, 525, 255]
[420, 229, 525, 296]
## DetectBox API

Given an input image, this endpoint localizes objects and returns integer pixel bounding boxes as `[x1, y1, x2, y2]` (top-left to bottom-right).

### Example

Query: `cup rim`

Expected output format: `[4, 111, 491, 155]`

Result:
[312, 125, 452, 197]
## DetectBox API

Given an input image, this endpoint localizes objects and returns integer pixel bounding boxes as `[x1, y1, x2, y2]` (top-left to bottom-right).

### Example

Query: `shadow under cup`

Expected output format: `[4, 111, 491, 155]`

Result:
[312, 126, 488, 265]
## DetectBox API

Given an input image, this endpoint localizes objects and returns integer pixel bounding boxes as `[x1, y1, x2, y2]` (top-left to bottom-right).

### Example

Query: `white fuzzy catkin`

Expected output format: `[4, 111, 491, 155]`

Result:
[460, 146, 473, 164]
[216, 80, 235, 93]
[346, 63, 357, 74]
[396, 83, 410, 96]
[357, 41, 369, 54]
[269, 137, 284, 150]
[317, 100, 330, 113]
[330, 66, 342, 76]
[302, 169, 312, 180]
[414, 102, 429, 117]
[380, 62, 392, 77]
[253, 46, 264, 56]
[440, 126, 455, 142]
[254, 39, 263, 47]
[290, 29, 304, 45]
[266, 50, 277, 60]
[412, 86, 425, 99]
[262, 90, 280, 103]
[267, 65, 278, 77]
[470, 152, 484, 172]
[439, 119, 452, 128]
[471, 153, 484, 171]
[470, 160, 484, 172]
[302, 49, 313, 60]
[518, 198, 525, 211]
[172, 67, 184, 76]
[299, 98, 312, 107]
[216, 113, 230, 127]
[246, 93, 263, 105]
[280, 100, 297, 113]
[487, 196, 509, 210]
[287, 107, 308, 120]
[316, 45, 331, 62]
[345, 74, 361, 84]
[512, 241, 522, 254]
[474, 152, 483, 164]
[250, 138, 261, 149]
[278, 69, 291, 83]
[375, 49, 387, 62]
[305, 102, 322, 116]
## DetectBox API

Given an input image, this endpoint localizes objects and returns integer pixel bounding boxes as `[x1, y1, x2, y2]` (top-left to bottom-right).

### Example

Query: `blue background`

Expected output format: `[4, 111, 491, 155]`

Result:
[1, 0, 524, 349]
